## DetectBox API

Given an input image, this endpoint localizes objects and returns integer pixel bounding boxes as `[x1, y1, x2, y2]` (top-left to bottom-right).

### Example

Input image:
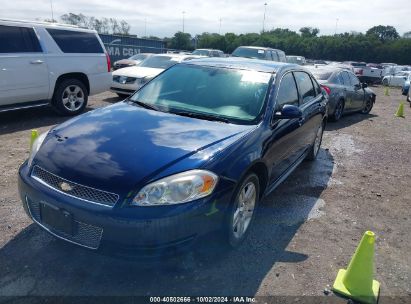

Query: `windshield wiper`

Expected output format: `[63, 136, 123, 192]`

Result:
[131, 100, 160, 111]
[171, 111, 230, 123]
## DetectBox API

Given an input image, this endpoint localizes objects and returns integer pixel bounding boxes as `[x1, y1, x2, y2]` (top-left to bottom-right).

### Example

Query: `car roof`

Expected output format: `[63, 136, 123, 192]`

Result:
[236, 46, 284, 52]
[0, 18, 97, 33]
[182, 57, 295, 73]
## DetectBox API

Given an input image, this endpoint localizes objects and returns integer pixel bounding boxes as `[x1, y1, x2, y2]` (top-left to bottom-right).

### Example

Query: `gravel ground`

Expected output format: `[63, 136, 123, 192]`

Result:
[0, 86, 410, 301]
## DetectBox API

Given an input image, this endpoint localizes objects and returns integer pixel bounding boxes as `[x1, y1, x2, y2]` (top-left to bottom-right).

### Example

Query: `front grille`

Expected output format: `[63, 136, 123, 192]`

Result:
[113, 75, 137, 84]
[26, 197, 103, 249]
[31, 166, 119, 207]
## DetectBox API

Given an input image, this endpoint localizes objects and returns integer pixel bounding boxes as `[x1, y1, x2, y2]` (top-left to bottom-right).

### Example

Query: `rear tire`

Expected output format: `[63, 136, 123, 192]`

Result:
[407, 92, 411, 105]
[52, 79, 88, 116]
[306, 122, 324, 161]
[225, 173, 260, 248]
[331, 99, 344, 121]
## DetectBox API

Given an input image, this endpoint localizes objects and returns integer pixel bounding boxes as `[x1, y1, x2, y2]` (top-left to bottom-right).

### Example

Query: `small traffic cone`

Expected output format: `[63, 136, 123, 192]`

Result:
[30, 129, 39, 151]
[332, 231, 380, 304]
[395, 103, 405, 118]
[384, 87, 390, 96]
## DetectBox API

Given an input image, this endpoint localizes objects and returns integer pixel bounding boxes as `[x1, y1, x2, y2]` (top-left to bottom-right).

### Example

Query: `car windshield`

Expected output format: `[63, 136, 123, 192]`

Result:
[287, 57, 304, 64]
[192, 50, 210, 56]
[139, 56, 181, 69]
[129, 64, 271, 124]
[232, 48, 266, 59]
[129, 54, 149, 61]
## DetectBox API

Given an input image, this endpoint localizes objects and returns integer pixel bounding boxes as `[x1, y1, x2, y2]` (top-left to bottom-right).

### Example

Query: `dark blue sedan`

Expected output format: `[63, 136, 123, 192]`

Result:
[18, 58, 328, 252]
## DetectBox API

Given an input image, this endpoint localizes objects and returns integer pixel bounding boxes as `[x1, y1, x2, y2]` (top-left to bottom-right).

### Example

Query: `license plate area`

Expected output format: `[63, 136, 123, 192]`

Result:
[40, 203, 73, 236]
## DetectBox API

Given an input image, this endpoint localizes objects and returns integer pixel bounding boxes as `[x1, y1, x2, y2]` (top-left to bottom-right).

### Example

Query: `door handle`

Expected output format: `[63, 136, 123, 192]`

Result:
[30, 60, 44, 64]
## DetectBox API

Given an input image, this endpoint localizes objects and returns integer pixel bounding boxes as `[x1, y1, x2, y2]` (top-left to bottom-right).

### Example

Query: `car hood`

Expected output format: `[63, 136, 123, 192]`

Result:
[34, 102, 255, 197]
[112, 66, 164, 78]
[114, 59, 139, 65]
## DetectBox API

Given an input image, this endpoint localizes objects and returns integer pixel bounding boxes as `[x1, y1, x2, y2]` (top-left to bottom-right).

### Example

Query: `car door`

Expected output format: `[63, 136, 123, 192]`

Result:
[293, 71, 324, 153]
[0, 24, 49, 106]
[348, 72, 365, 110]
[265, 71, 302, 184]
[340, 71, 356, 111]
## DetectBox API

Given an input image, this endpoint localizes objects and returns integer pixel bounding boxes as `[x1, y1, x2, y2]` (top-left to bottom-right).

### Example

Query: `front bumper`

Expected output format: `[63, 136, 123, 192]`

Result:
[110, 81, 140, 95]
[18, 162, 232, 254]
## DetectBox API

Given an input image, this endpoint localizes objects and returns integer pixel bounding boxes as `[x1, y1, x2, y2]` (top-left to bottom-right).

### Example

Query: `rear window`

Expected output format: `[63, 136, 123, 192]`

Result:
[129, 54, 149, 61]
[232, 47, 266, 60]
[192, 50, 211, 56]
[46, 29, 103, 53]
[311, 71, 333, 80]
[0, 25, 42, 53]
[351, 62, 366, 67]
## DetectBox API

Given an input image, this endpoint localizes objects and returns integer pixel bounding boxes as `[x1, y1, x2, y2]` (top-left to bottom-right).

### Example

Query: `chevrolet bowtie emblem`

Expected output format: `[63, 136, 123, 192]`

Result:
[59, 182, 73, 192]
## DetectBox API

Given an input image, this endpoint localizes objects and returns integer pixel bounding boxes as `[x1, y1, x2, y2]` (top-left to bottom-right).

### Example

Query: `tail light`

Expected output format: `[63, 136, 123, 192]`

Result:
[105, 52, 111, 72]
[321, 85, 331, 95]
[357, 69, 363, 76]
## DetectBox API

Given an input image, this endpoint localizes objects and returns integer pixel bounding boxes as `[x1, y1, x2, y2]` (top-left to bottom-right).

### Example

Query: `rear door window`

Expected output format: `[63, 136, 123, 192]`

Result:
[294, 71, 316, 104]
[276, 72, 299, 109]
[46, 29, 103, 53]
[0, 25, 42, 53]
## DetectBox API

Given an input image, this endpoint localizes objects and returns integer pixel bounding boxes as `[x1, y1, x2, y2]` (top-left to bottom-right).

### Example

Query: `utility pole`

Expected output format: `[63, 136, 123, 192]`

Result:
[50, 0, 55, 22]
[182, 11, 186, 33]
[334, 18, 339, 35]
[219, 18, 222, 35]
[262, 3, 267, 32]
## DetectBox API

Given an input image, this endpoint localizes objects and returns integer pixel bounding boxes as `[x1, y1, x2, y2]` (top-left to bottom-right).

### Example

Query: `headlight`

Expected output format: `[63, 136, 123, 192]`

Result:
[28, 131, 48, 167]
[131, 170, 218, 206]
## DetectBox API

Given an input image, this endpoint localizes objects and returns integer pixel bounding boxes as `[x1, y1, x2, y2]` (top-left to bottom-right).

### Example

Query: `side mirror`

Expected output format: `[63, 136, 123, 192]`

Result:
[361, 83, 368, 89]
[273, 104, 303, 119]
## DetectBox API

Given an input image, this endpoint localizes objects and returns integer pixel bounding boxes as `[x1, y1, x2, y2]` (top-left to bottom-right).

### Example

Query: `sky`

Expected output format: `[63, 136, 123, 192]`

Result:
[0, 0, 410, 38]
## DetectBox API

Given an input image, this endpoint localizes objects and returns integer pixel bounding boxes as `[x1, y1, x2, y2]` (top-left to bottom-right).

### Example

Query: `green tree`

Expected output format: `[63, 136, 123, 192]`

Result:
[366, 25, 400, 42]
[170, 32, 193, 50]
[299, 27, 320, 38]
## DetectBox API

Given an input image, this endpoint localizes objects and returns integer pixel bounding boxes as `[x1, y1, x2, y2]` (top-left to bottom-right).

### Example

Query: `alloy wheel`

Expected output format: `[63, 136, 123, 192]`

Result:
[62, 85, 85, 112]
[335, 101, 343, 120]
[363, 99, 373, 113]
[232, 182, 257, 239]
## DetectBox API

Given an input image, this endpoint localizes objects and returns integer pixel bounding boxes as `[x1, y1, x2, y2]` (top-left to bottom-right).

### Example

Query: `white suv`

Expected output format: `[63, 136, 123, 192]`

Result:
[0, 19, 111, 115]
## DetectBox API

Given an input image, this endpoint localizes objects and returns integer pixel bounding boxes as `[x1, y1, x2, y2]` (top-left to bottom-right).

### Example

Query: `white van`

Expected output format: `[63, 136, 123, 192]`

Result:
[0, 19, 111, 115]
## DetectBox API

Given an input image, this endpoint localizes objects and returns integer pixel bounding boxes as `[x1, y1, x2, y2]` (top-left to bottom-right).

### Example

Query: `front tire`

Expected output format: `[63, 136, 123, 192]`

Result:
[225, 173, 260, 248]
[361, 97, 374, 114]
[52, 79, 88, 116]
[306, 122, 324, 161]
[382, 79, 389, 86]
